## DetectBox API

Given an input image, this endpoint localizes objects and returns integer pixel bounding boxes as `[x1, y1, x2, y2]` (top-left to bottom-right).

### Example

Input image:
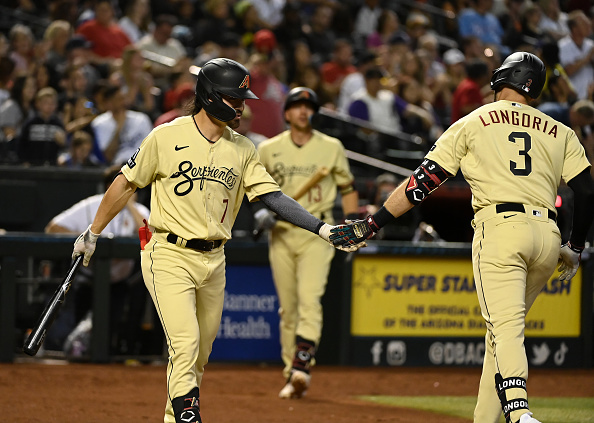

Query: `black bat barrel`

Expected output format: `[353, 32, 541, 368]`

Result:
[23, 255, 83, 356]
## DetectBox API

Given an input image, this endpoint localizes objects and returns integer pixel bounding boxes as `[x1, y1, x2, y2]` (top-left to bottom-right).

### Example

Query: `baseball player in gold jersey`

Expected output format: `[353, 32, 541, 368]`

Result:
[329, 52, 594, 423]
[71, 59, 361, 423]
[255, 87, 359, 399]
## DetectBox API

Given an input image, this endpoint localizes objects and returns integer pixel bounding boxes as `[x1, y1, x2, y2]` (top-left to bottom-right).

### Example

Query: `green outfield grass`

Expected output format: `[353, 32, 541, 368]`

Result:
[358, 396, 594, 422]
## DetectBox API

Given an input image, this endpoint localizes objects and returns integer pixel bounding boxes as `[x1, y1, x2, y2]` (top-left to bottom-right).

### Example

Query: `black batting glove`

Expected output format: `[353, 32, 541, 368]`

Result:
[329, 215, 380, 247]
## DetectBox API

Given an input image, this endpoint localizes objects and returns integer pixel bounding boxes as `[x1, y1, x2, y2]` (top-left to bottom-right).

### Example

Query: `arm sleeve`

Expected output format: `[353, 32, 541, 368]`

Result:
[566, 168, 594, 247]
[260, 191, 324, 234]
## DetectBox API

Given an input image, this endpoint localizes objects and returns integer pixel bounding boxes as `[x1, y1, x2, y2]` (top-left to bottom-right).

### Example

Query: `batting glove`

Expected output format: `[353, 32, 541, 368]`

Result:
[329, 216, 380, 247]
[72, 224, 100, 267]
[558, 242, 583, 281]
[318, 223, 367, 252]
[254, 208, 277, 231]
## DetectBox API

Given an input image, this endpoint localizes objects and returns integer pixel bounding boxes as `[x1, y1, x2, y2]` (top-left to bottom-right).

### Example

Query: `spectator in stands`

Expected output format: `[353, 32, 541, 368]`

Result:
[45, 168, 149, 356]
[404, 12, 430, 50]
[246, 53, 287, 138]
[381, 32, 411, 77]
[136, 14, 188, 90]
[63, 95, 97, 138]
[538, 0, 569, 41]
[458, 0, 506, 55]
[540, 41, 577, 102]
[90, 84, 152, 166]
[58, 64, 89, 112]
[304, 5, 336, 64]
[285, 40, 315, 92]
[57, 130, 99, 168]
[0, 56, 15, 108]
[348, 67, 434, 136]
[8, 24, 36, 76]
[396, 78, 442, 144]
[34, 62, 59, 92]
[354, 0, 382, 43]
[0, 75, 36, 163]
[43, 20, 72, 73]
[153, 82, 194, 127]
[193, 0, 236, 50]
[249, 0, 285, 29]
[76, 0, 132, 64]
[558, 10, 594, 100]
[498, 0, 525, 51]
[519, 2, 544, 45]
[235, 103, 268, 147]
[366, 8, 400, 51]
[460, 35, 485, 60]
[118, 0, 153, 43]
[398, 50, 434, 105]
[253, 29, 287, 83]
[364, 172, 420, 240]
[439, 48, 467, 124]
[109, 46, 155, 116]
[320, 39, 356, 102]
[337, 50, 377, 113]
[18, 87, 66, 166]
[233, 0, 264, 49]
[291, 63, 334, 108]
[274, 2, 307, 57]
[62, 35, 101, 93]
[451, 58, 491, 123]
[539, 98, 594, 140]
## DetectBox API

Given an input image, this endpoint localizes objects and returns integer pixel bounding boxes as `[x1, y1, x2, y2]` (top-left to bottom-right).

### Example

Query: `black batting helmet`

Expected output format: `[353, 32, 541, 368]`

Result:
[284, 87, 319, 113]
[490, 52, 546, 99]
[195, 58, 258, 122]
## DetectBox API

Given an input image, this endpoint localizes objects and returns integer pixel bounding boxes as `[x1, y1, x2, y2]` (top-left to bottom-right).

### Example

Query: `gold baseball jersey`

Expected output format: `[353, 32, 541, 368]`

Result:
[426, 100, 591, 213]
[121, 116, 279, 240]
[257, 129, 354, 218]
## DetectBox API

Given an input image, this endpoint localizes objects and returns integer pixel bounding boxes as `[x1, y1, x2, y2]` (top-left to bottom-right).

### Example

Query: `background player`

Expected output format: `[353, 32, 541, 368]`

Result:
[329, 52, 594, 423]
[255, 87, 359, 399]
[70, 58, 359, 423]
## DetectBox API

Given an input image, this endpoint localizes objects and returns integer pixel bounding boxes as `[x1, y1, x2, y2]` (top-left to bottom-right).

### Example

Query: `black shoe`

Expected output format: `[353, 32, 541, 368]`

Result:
[172, 388, 202, 423]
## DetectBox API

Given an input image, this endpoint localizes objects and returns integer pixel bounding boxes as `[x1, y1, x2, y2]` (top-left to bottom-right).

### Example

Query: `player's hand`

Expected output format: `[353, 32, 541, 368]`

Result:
[318, 223, 367, 252]
[254, 208, 277, 231]
[72, 224, 100, 267]
[558, 242, 583, 281]
[328, 216, 379, 247]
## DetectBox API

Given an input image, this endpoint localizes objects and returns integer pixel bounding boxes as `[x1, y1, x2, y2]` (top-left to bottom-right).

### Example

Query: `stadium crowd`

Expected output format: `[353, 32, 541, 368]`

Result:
[0, 0, 593, 177]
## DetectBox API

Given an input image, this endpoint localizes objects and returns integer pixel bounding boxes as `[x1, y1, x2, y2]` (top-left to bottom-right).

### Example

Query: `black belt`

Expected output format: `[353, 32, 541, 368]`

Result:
[166, 234, 223, 251]
[496, 203, 556, 222]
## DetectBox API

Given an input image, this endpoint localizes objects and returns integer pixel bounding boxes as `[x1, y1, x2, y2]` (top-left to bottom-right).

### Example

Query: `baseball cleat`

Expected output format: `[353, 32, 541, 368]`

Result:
[278, 370, 311, 399]
[519, 412, 541, 423]
[278, 381, 296, 399]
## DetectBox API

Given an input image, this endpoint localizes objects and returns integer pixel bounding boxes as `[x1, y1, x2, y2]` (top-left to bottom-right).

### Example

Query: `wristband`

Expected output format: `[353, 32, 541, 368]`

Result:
[567, 241, 584, 253]
[370, 206, 396, 231]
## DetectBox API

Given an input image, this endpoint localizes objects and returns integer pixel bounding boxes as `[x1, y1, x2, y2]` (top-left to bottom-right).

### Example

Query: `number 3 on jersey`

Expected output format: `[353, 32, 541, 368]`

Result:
[509, 131, 532, 176]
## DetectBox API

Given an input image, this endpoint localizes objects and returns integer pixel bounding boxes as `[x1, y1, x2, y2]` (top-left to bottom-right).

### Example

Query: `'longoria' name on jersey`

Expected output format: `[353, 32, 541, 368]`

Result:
[171, 160, 238, 196]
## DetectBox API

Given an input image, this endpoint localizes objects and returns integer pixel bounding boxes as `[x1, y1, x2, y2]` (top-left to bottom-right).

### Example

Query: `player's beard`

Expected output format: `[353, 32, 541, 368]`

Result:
[228, 115, 241, 129]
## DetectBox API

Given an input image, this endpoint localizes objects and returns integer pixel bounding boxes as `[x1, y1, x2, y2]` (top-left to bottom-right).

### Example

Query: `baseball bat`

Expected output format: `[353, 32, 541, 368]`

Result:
[253, 167, 330, 240]
[23, 255, 83, 356]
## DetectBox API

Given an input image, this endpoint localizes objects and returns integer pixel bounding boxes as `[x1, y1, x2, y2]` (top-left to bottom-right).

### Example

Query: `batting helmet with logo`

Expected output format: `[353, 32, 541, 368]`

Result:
[195, 58, 258, 122]
[490, 52, 546, 99]
[284, 87, 319, 113]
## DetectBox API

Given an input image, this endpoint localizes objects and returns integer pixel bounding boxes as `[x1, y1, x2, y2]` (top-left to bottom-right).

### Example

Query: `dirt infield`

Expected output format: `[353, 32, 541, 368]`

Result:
[1, 362, 593, 422]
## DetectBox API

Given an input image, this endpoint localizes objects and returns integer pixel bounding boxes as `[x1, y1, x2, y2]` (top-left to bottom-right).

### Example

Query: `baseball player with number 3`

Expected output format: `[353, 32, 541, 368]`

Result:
[71, 58, 360, 423]
[255, 87, 360, 399]
[329, 52, 594, 423]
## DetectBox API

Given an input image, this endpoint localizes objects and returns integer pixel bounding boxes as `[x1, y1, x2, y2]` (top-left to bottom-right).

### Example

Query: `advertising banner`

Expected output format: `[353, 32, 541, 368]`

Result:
[351, 256, 581, 338]
[210, 265, 281, 361]
[347, 337, 585, 368]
